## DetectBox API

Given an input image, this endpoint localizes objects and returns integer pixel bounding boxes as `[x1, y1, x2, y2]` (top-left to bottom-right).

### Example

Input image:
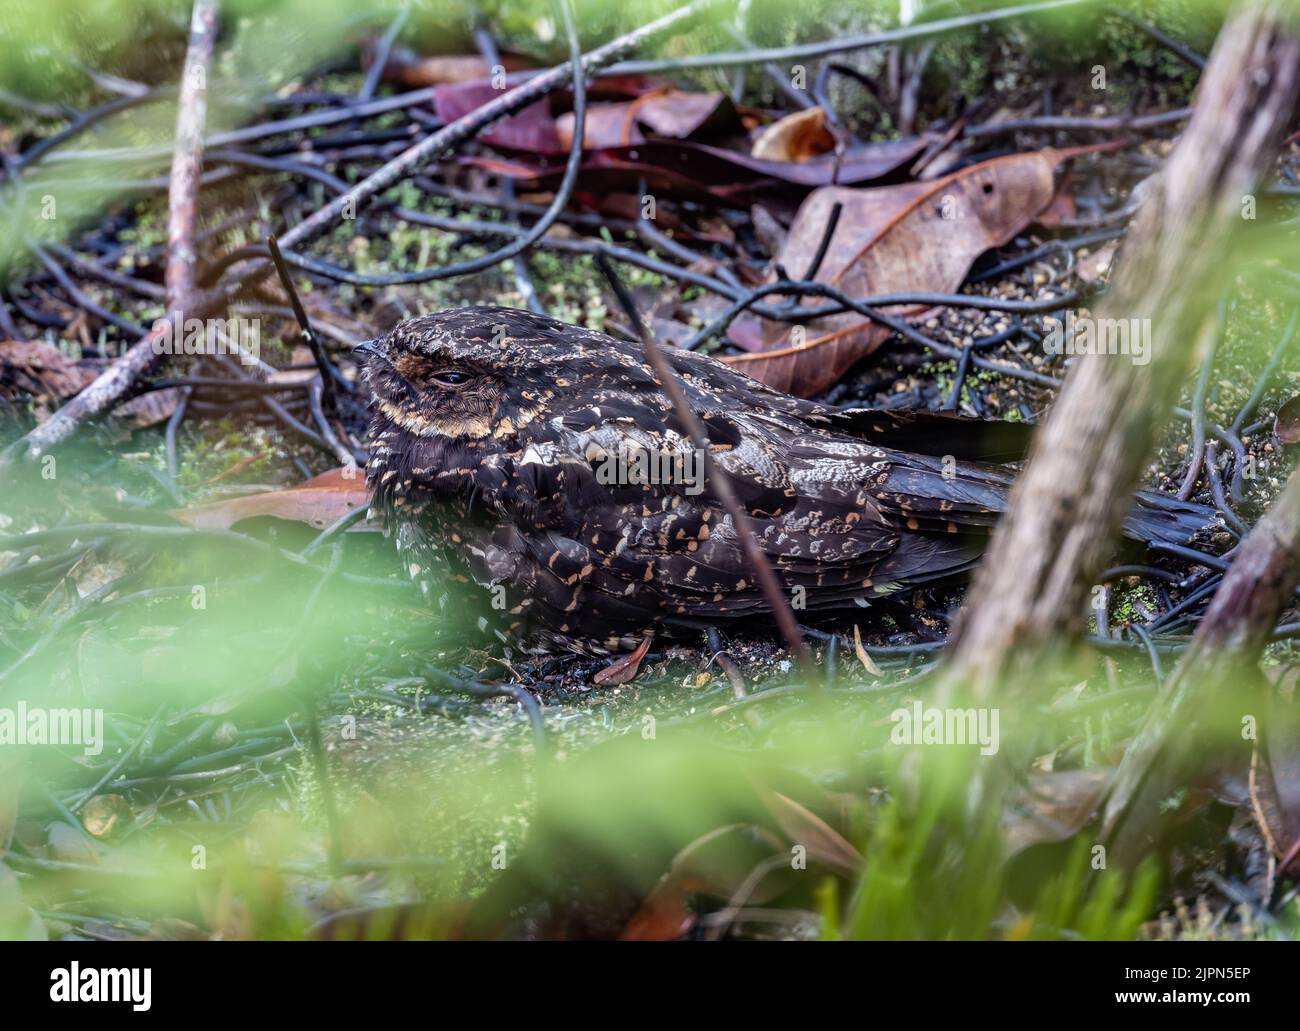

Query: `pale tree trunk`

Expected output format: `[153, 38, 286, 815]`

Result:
[936, 0, 1300, 704]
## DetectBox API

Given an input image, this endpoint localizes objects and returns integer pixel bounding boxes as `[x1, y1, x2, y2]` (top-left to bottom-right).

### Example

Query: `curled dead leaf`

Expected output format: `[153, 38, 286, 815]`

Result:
[758, 787, 862, 878]
[593, 635, 652, 686]
[750, 106, 836, 163]
[0, 340, 176, 427]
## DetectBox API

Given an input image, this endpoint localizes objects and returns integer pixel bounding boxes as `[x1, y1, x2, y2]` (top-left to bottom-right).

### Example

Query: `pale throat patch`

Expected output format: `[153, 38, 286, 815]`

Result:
[378, 398, 492, 439]
[378, 399, 545, 440]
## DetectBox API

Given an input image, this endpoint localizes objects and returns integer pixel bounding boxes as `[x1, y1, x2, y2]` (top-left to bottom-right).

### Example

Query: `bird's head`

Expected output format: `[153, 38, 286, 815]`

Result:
[355, 305, 665, 442]
[355, 318, 508, 441]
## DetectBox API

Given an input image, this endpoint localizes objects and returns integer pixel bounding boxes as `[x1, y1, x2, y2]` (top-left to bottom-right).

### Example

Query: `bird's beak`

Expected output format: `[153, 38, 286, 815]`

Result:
[352, 337, 387, 364]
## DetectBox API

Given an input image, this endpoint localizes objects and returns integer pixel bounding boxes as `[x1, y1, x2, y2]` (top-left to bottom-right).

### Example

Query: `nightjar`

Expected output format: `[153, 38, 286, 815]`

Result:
[357, 306, 1213, 655]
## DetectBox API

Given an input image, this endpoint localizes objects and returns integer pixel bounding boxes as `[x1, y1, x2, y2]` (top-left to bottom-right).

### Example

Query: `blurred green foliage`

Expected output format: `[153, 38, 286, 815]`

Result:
[2, 0, 1296, 941]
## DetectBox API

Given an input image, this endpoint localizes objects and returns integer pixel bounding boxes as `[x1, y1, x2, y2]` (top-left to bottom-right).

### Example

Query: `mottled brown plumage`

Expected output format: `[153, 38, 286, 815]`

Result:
[357, 306, 1212, 655]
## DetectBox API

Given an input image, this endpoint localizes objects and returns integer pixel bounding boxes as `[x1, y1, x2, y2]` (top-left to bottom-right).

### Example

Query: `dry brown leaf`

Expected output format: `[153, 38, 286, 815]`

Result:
[1248, 677, 1300, 870]
[0, 340, 176, 427]
[750, 106, 836, 163]
[0, 340, 94, 405]
[758, 787, 862, 878]
[69, 553, 127, 599]
[203, 450, 271, 485]
[593, 635, 652, 686]
[1034, 173, 1078, 228]
[723, 148, 1090, 397]
[172, 467, 370, 531]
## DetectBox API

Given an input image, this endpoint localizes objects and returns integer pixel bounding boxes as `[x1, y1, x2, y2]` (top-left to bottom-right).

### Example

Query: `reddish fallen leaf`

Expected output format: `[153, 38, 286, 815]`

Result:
[172, 467, 370, 531]
[1253, 745, 1300, 873]
[572, 189, 684, 229]
[434, 73, 654, 154]
[593, 635, 652, 686]
[1275, 395, 1300, 444]
[116, 386, 179, 428]
[203, 450, 271, 485]
[637, 138, 935, 189]
[620, 824, 769, 941]
[723, 147, 1097, 396]
[556, 88, 738, 150]
[750, 106, 836, 163]
[468, 135, 937, 211]
[440, 82, 558, 153]
[618, 882, 700, 941]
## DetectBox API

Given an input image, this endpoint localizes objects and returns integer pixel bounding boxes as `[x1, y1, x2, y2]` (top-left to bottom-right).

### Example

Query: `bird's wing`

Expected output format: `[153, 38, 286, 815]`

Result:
[479, 398, 928, 635]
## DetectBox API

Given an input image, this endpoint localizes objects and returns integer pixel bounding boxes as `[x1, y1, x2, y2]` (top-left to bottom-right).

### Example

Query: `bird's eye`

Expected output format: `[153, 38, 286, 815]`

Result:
[430, 370, 471, 387]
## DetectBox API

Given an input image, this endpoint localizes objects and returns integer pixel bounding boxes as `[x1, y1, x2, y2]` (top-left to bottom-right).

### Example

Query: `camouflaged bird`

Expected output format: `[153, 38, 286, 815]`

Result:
[356, 306, 1215, 656]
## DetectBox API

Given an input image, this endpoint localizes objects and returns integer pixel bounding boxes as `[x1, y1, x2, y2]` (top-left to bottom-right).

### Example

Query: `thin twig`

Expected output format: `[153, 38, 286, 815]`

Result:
[605, 0, 1089, 75]
[596, 254, 814, 674]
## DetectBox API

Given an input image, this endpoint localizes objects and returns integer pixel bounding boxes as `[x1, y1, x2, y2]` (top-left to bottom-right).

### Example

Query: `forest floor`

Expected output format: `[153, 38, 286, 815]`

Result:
[2, 4, 1298, 940]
